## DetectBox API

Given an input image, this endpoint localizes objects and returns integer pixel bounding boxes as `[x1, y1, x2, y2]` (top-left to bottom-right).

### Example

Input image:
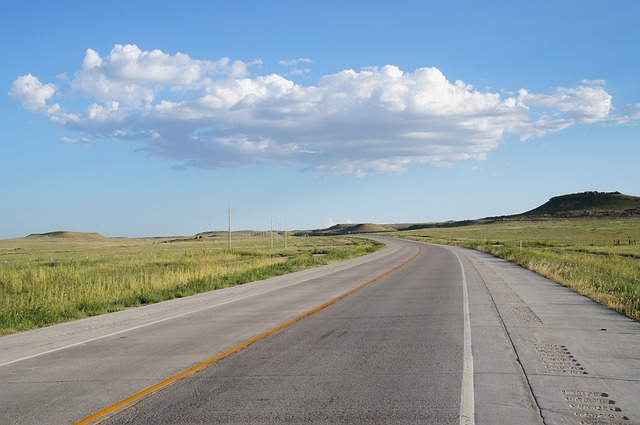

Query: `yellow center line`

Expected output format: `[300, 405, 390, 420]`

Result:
[75, 245, 422, 425]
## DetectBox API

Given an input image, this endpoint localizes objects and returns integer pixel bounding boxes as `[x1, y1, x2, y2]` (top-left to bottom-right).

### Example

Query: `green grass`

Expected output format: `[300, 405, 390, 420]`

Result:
[0, 234, 383, 335]
[390, 217, 640, 321]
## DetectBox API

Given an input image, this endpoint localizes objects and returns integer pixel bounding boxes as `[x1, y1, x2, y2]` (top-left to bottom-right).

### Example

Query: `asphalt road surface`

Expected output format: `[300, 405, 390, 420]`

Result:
[1, 237, 639, 424]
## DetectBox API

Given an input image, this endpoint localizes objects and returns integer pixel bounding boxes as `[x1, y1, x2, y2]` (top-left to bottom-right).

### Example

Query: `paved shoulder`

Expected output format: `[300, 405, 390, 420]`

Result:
[454, 245, 640, 424]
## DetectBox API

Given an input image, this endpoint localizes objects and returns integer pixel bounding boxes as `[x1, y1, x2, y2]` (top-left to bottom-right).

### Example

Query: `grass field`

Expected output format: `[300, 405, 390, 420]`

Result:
[392, 217, 640, 321]
[0, 233, 383, 335]
[4, 215, 639, 334]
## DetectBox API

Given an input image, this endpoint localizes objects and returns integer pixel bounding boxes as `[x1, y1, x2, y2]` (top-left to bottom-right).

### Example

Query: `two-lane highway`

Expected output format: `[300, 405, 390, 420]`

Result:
[1, 237, 639, 424]
[108, 241, 471, 424]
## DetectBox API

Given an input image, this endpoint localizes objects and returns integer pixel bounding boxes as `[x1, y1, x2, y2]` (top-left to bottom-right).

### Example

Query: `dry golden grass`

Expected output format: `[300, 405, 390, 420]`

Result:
[0, 233, 383, 335]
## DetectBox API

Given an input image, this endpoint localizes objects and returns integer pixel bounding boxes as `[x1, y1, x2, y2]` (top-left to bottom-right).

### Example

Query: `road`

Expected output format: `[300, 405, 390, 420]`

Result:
[1, 237, 639, 424]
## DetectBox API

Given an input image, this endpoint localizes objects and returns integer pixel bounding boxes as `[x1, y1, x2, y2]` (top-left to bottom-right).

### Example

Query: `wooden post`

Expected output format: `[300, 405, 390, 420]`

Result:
[228, 205, 231, 250]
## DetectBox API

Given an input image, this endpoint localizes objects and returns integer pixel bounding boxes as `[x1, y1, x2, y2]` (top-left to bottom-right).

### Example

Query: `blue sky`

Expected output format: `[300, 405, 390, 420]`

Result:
[2, 0, 639, 238]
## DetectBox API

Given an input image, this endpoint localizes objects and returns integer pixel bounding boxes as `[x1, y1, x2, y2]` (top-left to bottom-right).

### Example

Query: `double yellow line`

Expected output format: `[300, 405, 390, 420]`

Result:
[75, 245, 421, 424]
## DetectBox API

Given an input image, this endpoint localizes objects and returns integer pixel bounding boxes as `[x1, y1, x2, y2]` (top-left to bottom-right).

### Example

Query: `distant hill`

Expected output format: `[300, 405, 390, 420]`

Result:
[294, 223, 396, 236]
[21, 192, 639, 240]
[194, 230, 259, 238]
[299, 191, 640, 235]
[516, 191, 640, 218]
[26, 231, 106, 239]
[407, 192, 640, 230]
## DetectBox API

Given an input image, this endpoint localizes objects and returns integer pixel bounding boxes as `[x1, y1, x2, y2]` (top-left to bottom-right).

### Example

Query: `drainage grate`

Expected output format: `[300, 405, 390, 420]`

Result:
[533, 344, 586, 374]
[560, 390, 629, 423]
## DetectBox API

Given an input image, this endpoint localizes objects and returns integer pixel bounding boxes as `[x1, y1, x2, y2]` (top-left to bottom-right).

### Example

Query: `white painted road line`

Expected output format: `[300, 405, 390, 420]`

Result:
[450, 248, 475, 425]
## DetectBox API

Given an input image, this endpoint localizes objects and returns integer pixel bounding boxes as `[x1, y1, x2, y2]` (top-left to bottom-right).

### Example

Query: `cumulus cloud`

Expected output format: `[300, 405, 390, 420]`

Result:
[9, 74, 57, 112]
[10, 44, 632, 175]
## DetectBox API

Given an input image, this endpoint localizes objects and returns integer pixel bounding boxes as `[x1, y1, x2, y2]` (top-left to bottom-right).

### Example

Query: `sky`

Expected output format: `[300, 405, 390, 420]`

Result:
[2, 0, 639, 238]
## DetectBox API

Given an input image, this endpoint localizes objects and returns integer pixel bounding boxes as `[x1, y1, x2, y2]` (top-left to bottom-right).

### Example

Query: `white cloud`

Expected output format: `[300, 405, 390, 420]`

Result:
[581, 79, 606, 86]
[286, 68, 311, 76]
[617, 103, 640, 123]
[280, 58, 313, 66]
[83, 48, 102, 69]
[62, 137, 92, 145]
[70, 45, 253, 107]
[518, 85, 612, 125]
[9, 74, 57, 112]
[10, 44, 634, 176]
[280, 58, 313, 77]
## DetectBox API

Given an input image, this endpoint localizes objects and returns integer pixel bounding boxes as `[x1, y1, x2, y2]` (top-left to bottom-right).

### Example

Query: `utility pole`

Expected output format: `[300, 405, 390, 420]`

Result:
[228, 205, 231, 250]
[270, 217, 274, 250]
[284, 219, 287, 249]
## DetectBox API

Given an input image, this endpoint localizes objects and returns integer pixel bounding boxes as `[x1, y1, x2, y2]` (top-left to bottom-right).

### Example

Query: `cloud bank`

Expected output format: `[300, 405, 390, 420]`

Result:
[9, 44, 632, 175]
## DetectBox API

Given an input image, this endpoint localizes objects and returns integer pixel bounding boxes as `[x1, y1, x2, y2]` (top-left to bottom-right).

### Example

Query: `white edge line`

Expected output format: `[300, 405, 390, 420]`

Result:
[0, 240, 400, 368]
[450, 247, 475, 425]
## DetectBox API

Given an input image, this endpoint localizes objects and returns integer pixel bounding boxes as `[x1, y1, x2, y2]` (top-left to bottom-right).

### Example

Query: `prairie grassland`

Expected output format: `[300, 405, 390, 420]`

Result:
[0, 234, 383, 335]
[395, 217, 640, 321]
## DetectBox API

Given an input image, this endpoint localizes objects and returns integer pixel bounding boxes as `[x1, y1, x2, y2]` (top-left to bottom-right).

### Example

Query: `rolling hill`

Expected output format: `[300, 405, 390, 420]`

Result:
[301, 191, 640, 235]
[19, 192, 640, 239]
[516, 191, 640, 218]
[294, 223, 396, 236]
[25, 231, 107, 240]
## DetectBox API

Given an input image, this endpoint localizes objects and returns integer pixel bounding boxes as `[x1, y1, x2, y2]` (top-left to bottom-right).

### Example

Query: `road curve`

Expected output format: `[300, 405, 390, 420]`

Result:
[1, 238, 414, 424]
[1, 237, 639, 424]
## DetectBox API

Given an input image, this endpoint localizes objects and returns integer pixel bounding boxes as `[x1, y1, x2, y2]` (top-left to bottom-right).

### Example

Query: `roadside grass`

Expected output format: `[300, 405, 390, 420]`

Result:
[0, 235, 383, 335]
[392, 217, 640, 322]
